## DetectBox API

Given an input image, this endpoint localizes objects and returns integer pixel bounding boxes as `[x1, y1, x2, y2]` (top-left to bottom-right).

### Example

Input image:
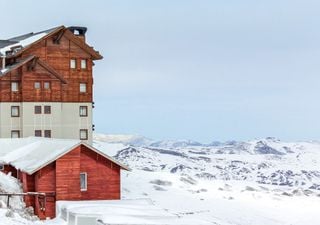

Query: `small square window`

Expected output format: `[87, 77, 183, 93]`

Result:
[11, 82, 19, 92]
[44, 130, 51, 138]
[70, 59, 76, 69]
[11, 106, 19, 117]
[35, 130, 42, 137]
[44, 106, 51, 114]
[34, 106, 41, 114]
[11, 130, 20, 138]
[79, 106, 88, 117]
[44, 82, 50, 90]
[80, 83, 87, 93]
[34, 82, 41, 89]
[81, 59, 87, 69]
[80, 129, 88, 140]
[80, 172, 87, 191]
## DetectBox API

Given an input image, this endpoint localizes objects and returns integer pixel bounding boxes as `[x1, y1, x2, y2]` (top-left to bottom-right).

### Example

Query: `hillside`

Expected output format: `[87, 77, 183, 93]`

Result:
[94, 134, 320, 225]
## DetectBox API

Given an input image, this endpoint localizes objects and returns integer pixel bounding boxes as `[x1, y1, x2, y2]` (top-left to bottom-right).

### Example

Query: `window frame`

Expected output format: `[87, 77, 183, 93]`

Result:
[34, 82, 41, 89]
[11, 106, 20, 117]
[80, 129, 88, 140]
[34, 106, 42, 114]
[11, 82, 19, 92]
[11, 130, 20, 138]
[79, 83, 87, 93]
[44, 82, 51, 90]
[44, 130, 51, 138]
[44, 105, 51, 114]
[81, 59, 87, 69]
[79, 106, 88, 117]
[70, 59, 76, 69]
[34, 130, 42, 137]
[80, 172, 87, 191]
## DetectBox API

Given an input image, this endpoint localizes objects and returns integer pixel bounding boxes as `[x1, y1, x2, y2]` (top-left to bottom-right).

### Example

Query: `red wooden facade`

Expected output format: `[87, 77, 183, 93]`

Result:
[0, 26, 102, 103]
[6, 144, 122, 219]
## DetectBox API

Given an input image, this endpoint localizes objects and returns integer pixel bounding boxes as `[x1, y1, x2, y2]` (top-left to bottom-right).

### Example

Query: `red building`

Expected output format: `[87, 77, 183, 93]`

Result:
[0, 26, 102, 144]
[0, 138, 129, 219]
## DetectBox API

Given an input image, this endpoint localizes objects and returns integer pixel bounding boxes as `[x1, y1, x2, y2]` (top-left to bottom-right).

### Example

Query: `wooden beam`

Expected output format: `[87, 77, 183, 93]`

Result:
[52, 30, 65, 44]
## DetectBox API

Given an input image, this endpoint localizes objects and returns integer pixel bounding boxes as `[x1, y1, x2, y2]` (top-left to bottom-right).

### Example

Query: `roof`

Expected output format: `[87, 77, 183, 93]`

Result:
[0, 56, 67, 83]
[0, 25, 102, 60]
[0, 137, 129, 174]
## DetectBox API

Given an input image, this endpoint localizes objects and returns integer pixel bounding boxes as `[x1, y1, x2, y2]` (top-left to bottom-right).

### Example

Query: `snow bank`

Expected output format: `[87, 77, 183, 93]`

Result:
[0, 172, 24, 209]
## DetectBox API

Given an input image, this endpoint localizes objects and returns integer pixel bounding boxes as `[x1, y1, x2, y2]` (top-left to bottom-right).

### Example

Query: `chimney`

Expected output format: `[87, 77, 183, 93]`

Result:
[67, 26, 87, 42]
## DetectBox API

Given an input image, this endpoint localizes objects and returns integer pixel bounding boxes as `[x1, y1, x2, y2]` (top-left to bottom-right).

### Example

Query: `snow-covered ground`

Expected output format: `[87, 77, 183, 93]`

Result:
[1, 134, 320, 224]
[94, 134, 320, 225]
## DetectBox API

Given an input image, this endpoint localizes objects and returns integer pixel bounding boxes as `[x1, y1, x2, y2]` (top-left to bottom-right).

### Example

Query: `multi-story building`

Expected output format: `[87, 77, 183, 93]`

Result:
[0, 26, 102, 144]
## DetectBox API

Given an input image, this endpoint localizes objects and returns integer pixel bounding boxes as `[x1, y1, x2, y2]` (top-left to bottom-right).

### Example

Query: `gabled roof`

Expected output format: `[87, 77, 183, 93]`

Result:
[0, 137, 129, 175]
[0, 55, 67, 84]
[0, 55, 35, 75]
[0, 25, 102, 60]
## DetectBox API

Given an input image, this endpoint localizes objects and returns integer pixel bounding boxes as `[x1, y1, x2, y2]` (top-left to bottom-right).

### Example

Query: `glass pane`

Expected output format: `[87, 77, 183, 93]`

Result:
[11, 82, 18, 91]
[70, 59, 76, 69]
[11, 107, 18, 116]
[11, 131, 19, 138]
[34, 82, 40, 89]
[80, 173, 87, 190]
[44, 82, 50, 89]
[81, 59, 86, 69]
[80, 83, 86, 93]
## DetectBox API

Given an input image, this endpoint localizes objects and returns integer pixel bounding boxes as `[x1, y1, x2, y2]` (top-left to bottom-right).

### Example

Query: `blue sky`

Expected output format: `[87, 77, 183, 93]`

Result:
[1, 0, 320, 142]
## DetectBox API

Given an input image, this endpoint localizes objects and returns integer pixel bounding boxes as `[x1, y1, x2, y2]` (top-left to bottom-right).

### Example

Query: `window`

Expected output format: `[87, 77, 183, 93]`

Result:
[79, 106, 88, 117]
[34, 130, 42, 137]
[44, 106, 51, 114]
[80, 129, 88, 140]
[11, 130, 20, 138]
[11, 106, 19, 117]
[70, 59, 76, 69]
[0, 164, 4, 170]
[44, 130, 51, 138]
[44, 82, 50, 90]
[79, 83, 87, 93]
[80, 172, 87, 191]
[34, 82, 41, 89]
[81, 59, 87, 69]
[11, 82, 19, 92]
[34, 106, 41, 114]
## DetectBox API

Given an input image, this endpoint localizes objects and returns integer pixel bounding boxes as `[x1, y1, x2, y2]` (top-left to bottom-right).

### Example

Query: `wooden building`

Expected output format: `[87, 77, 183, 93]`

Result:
[0, 26, 103, 144]
[0, 138, 129, 219]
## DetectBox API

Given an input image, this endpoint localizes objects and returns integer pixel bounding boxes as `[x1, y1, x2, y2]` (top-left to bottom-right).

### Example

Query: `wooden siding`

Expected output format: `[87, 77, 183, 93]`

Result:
[0, 31, 95, 103]
[34, 163, 56, 219]
[80, 145, 121, 200]
[55, 146, 81, 200]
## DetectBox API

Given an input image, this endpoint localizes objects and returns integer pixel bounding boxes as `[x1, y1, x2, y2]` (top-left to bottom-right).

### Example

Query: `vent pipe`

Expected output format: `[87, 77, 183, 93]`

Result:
[1, 55, 5, 70]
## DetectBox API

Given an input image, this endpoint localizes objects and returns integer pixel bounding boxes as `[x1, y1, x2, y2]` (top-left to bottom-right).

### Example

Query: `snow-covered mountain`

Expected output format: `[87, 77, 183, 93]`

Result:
[93, 134, 320, 225]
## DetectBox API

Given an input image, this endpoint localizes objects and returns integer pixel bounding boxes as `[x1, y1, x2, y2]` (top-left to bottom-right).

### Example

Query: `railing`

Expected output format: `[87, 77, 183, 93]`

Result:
[0, 192, 54, 211]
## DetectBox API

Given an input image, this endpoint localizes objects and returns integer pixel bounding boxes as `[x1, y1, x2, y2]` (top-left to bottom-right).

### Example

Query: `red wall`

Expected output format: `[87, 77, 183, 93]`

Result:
[1, 144, 122, 219]
[80, 145, 121, 200]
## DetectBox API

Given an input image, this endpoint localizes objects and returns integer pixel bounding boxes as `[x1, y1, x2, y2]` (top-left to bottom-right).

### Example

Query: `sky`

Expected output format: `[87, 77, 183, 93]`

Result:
[1, 0, 320, 142]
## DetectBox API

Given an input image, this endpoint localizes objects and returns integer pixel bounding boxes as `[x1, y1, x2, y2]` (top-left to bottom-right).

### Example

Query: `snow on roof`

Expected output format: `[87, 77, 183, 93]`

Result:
[0, 32, 47, 55]
[0, 137, 129, 174]
[0, 27, 63, 56]
[57, 199, 211, 225]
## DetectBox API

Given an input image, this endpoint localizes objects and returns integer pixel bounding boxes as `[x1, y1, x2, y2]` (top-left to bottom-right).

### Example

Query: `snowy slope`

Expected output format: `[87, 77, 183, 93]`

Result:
[93, 134, 320, 225]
